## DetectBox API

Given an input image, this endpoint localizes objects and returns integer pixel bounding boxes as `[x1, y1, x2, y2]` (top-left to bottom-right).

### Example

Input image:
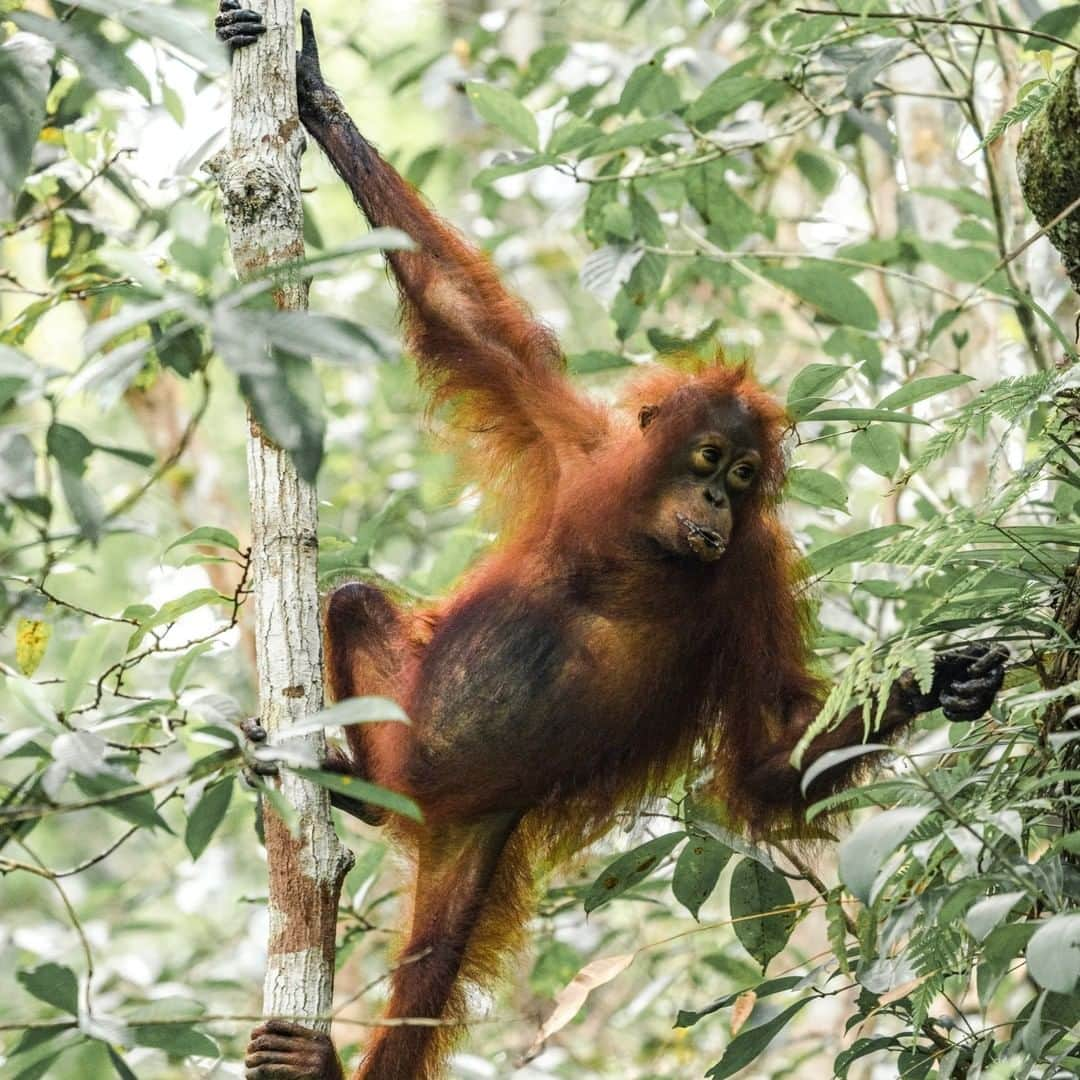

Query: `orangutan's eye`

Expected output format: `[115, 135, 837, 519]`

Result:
[728, 462, 757, 489]
[690, 446, 720, 475]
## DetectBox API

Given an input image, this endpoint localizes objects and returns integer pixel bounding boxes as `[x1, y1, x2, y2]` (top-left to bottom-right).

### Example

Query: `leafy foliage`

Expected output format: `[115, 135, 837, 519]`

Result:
[1, 0, 1079, 1077]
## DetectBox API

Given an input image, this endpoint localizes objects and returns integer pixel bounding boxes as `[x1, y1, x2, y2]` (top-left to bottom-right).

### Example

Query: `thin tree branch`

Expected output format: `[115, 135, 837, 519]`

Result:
[795, 8, 1080, 54]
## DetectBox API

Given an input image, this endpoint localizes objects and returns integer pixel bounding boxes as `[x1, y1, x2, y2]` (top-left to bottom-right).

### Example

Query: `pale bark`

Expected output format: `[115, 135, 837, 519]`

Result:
[214, 0, 352, 1029]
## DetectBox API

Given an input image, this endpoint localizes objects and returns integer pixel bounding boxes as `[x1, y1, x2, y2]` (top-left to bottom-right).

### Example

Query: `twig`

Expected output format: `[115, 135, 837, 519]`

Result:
[950, 191, 1080, 322]
[106, 371, 212, 522]
[775, 841, 857, 937]
[794, 8, 1080, 54]
[15, 840, 95, 1017]
[4, 575, 141, 627]
[53, 788, 180, 877]
[644, 245, 966, 303]
[556, 104, 850, 184]
[1, 149, 136, 238]
[0, 758, 234, 826]
[993, 191, 1080, 273]
[0, 1009, 511, 1035]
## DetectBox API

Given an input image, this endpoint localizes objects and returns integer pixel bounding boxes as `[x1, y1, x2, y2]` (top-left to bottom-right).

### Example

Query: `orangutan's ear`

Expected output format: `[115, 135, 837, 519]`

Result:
[638, 404, 660, 431]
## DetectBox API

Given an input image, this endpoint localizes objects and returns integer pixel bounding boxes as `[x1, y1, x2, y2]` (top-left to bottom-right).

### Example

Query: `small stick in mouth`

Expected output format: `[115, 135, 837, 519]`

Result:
[676, 512, 726, 551]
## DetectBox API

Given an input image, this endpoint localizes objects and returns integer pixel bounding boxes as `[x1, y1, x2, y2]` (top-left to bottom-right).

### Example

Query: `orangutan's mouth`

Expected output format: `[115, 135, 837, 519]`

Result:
[676, 513, 727, 558]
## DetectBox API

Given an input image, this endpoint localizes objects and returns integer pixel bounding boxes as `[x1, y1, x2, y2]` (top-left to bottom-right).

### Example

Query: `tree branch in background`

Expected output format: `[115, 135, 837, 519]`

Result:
[121, 370, 257, 661]
[795, 8, 1080, 54]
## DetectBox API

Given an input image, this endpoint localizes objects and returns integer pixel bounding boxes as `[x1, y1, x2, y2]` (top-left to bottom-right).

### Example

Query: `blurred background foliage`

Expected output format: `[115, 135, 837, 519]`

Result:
[1, 0, 1079, 1077]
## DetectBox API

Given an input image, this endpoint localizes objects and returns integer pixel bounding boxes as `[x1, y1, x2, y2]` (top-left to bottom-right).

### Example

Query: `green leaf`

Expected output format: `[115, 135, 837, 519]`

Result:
[1029, 5, 1080, 44]
[0, 431, 39, 503]
[914, 240, 999, 283]
[965, 891, 1026, 942]
[93, 443, 155, 468]
[130, 588, 227, 649]
[877, 374, 973, 410]
[0, 36, 49, 203]
[474, 152, 555, 187]
[164, 526, 242, 556]
[706, 998, 812, 1078]
[57, 468, 105, 543]
[647, 319, 720, 357]
[185, 776, 234, 860]
[672, 835, 732, 919]
[46, 424, 94, 475]
[619, 60, 682, 116]
[266, 311, 389, 365]
[630, 189, 663, 245]
[835, 1036, 903, 1078]
[851, 425, 901, 477]
[7, 1025, 70, 1060]
[567, 350, 631, 374]
[684, 162, 759, 244]
[584, 832, 685, 914]
[10, 12, 151, 99]
[602, 202, 634, 240]
[518, 42, 569, 96]
[548, 117, 603, 156]
[800, 743, 889, 798]
[578, 118, 675, 157]
[284, 696, 410, 737]
[0, 345, 34, 409]
[131, 1023, 218, 1058]
[290, 767, 422, 822]
[927, 309, 962, 345]
[806, 524, 907, 575]
[912, 186, 994, 221]
[794, 149, 836, 195]
[759, 266, 878, 331]
[59, 0, 227, 75]
[980, 81, 1053, 149]
[73, 774, 173, 832]
[675, 975, 802, 1028]
[1027, 913, 1080, 993]
[9, 1050, 68, 1080]
[839, 806, 930, 903]
[977, 923, 1035, 1008]
[845, 41, 904, 105]
[259, 783, 299, 838]
[238, 357, 326, 485]
[107, 1046, 138, 1080]
[169, 641, 216, 695]
[729, 858, 797, 971]
[785, 467, 848, 512]
[687, 75, 775, 126]
[17, 963, 79, 1014]
[786, 363, 847, 414]
[466, 82, 539, 149]
[804, 406, 927, 425]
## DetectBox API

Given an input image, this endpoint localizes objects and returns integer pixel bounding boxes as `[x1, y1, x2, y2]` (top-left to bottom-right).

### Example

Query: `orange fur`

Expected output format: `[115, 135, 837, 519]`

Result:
[272, 38, 920, 1080]
[236, 17, 1005, 1080]
[324, 354, 829, 1078]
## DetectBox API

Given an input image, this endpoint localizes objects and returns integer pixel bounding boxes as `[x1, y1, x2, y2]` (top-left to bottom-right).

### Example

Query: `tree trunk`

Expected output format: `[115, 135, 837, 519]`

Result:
[1016, 61, 1080, 853]
[214, 0, 352, 1029]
